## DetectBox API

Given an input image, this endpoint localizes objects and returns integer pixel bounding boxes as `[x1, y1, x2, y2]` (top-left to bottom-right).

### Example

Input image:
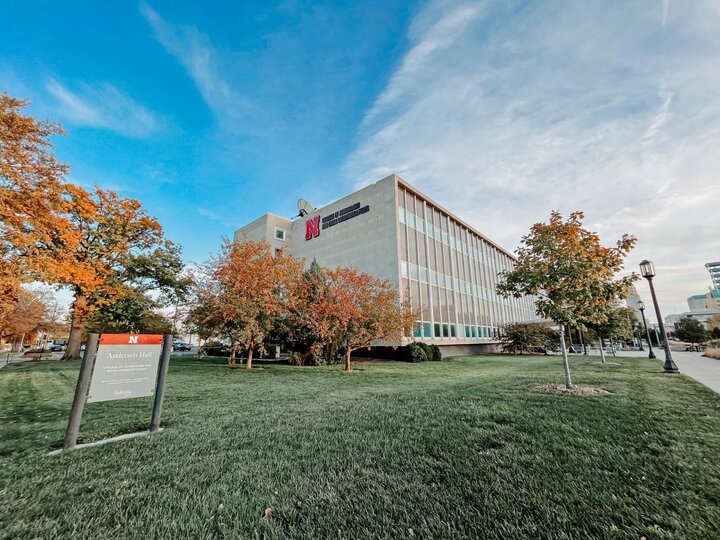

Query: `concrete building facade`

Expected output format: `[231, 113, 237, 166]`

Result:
[234, 174, 538, 353]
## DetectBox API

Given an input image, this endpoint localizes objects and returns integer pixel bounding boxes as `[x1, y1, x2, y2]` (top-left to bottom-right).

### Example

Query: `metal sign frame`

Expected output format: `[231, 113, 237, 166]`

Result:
[62, 333, 173, 451]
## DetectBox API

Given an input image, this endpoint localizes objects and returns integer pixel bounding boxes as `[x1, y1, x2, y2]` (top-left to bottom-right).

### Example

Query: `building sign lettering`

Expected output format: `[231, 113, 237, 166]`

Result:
[87, 334, 163, 403]
[304, 201, 371, 241]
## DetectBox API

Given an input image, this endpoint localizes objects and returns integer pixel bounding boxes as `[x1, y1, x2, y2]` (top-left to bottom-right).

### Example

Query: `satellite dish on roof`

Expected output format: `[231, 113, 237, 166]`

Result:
[297, 199, 315, 217]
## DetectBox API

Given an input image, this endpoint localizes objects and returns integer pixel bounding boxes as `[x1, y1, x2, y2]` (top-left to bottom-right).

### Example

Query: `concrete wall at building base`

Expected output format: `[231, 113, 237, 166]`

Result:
[438, 343, 499, 357]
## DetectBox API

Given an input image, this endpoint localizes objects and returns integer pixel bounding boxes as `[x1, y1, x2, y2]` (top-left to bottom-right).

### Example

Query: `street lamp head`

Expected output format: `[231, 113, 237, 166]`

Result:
[639, 260, 656, 279]
[637, 300, 645, 310]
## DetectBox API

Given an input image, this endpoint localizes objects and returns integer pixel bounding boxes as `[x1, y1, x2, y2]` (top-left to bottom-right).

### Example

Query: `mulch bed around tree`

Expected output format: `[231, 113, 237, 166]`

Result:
[535, 384, 610, 396]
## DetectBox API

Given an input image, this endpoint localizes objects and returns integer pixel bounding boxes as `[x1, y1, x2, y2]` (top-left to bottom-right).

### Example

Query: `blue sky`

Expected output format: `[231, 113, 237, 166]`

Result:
[2, 0, 720, 316]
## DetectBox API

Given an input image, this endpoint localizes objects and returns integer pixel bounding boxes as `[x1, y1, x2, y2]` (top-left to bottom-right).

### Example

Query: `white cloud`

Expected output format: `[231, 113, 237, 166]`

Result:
[345, 0, 720, 317]
[139, 2, 246, 120]
[46, 79, 159, 138]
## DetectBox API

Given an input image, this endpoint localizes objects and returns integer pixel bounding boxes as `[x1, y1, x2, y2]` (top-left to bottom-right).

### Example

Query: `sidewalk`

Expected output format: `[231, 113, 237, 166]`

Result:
[0, 351, 62, 369]
[618, 349, 720, 395]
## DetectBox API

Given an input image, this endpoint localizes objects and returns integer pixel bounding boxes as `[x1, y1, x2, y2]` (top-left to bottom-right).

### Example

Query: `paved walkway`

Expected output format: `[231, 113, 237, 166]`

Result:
[619, 349, 720, 395]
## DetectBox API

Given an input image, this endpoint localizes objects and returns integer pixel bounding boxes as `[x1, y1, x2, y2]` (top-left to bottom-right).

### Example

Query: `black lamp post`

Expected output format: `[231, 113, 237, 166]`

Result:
[639, 260, 678, 373]
[635, 323, 644, 351]
[637, 300, 654, 358]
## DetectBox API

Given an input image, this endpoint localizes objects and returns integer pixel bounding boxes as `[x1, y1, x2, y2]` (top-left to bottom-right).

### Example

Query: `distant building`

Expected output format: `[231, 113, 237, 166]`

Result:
[707, 261, 720, 290]
[667, 289, 720, 327]
[688, 289, 720, 311]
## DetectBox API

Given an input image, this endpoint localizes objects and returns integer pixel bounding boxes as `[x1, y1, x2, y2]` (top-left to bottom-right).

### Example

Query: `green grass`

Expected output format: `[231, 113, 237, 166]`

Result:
[1, 355, 719, 539]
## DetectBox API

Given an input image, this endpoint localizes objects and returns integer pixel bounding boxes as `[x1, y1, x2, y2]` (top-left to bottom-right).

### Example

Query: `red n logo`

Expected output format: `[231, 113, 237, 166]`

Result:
[305, 216, 320, 240]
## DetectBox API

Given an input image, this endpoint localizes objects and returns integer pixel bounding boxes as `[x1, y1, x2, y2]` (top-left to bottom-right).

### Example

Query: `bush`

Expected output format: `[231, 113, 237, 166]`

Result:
[401, 342, 428, 363]
[427, 344, 442, 361]
[417, 342, 432, 361]
[704, 348, 720, 360]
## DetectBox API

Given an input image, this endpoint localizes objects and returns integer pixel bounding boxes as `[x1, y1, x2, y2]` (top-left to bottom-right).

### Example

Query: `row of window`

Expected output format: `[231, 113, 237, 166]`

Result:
[399, 208, 507, 270]
[401, 260, 498, 300]
[412, 321, 498, 339]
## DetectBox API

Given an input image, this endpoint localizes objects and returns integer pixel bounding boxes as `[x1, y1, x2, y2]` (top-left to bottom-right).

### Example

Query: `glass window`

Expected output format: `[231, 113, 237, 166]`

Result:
[434, 322, 441, 337]
[399, 208, 406, 223]
[423, 323, 432, 338]
[471, 326, 477, 338]
[413, 323, 422, 338]
[401, 260, 408, 278]
[450, 325, 457, 338]
[465, 325, 470, 338]
[274, 228, 286, 241]
[417, 217, 425, 233]
[409, 263, 419, 280]
[419, 267, 428, 283]
[407, 212, 416, 229]
[442, 324, 449, 337]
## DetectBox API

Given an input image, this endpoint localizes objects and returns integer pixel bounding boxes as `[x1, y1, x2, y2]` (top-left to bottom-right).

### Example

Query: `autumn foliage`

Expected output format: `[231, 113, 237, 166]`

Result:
[303, 267, 416, 371]
[190, 242, 416, 371]
[1, 93, 186, 357]
[192, 239, 304, 368]
[497, 210, 638, 388]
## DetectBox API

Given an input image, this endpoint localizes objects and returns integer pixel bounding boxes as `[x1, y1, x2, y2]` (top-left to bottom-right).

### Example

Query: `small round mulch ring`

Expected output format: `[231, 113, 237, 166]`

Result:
[535, 384, 610, 396]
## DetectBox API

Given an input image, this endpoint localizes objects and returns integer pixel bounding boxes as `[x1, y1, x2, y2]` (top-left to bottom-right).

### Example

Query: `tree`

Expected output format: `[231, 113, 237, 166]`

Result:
[85, 287, 172, 335]
[196, 239, 304, 369]
[674, 317, 710, 347]
[0, 94, 72, 332]
[40, 186, 189, 360]
[708, 315, 720, 340]
[588, 306, 637, 363]
[305, 267, 416, 372]
[1, 288, 50, 351]
[279, 259, 344, 365]
[497, 211, 638, 389]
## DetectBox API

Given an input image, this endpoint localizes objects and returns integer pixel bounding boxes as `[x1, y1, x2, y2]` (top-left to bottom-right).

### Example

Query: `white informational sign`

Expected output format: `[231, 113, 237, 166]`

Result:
[87, 334, 163, 403]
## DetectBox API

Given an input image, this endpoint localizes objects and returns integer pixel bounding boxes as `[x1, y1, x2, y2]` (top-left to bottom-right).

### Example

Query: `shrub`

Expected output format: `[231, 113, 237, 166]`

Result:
[429, 344, 442, 361]
[704, 348, 720, 360]
[401, 342, 428, 363]
[417, 342, 432, 361]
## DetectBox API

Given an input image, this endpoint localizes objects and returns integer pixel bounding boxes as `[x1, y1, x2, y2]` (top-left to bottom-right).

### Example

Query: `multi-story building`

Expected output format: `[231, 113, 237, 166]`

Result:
[234, 174, 539, 355]
[706, 261, 720, 290]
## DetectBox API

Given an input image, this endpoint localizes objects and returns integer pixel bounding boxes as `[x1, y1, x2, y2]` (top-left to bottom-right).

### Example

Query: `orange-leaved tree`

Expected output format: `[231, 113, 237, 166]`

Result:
[1, 287, 52, 351]
[199, 239, 304, 368]
[45, 185, 187, 360]
[308, 267, 416, 372]
[0, 94, 74, 327]
[497, 211, 637, 389]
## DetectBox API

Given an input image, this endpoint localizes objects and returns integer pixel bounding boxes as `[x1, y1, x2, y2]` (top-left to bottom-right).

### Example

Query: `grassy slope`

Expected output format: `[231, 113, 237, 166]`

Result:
[1, 355, 719, 539]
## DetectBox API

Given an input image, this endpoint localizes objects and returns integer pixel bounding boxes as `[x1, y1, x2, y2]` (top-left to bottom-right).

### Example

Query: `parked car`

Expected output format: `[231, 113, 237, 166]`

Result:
[172, 342, 192, 352]
[50, 345, 65, 352]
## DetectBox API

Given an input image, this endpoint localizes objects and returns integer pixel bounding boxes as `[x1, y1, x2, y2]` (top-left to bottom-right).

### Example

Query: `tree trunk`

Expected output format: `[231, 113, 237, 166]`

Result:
[229, 347, 236, 367]
[62, 294, 88, 360]
[559, 324, 573, 389]
[344, 344, 352, 372]
[12, 333, 25, 352]
[579, 329, 587, 355]
[246, 348, 253, 370]
[599, 337, 606, 364]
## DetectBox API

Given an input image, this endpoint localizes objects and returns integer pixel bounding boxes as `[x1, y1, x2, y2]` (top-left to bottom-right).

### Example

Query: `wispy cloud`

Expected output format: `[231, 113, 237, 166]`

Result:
[45, 79, 159, 138]
[345, 0, 720, 316]
[139, 2, 246, 120]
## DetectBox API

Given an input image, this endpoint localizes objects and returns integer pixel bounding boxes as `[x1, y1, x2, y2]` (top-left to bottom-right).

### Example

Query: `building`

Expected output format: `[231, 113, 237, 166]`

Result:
[234, 174, 539, 355]
[706, 261, 720, 290]
[688, 289, 720, 312]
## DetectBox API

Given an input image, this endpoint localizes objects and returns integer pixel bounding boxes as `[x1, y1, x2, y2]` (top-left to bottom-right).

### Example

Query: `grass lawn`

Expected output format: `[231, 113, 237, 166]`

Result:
[1, 355, 719, 539]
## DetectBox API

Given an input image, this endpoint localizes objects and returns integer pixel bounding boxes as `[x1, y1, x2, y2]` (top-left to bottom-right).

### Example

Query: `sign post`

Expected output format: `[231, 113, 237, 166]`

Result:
[63, 334, 100, 451]
[58, 333, 172, 453]
[150, 334, 173, 433]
